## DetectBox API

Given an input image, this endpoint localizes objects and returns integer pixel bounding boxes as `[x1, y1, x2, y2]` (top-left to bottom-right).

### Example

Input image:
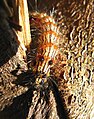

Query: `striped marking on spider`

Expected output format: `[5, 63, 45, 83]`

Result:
[30, 11, 60, 85]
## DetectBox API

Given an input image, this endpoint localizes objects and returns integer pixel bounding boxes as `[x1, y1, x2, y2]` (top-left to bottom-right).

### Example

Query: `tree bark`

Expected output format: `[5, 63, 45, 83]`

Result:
[0, 0, 93, 119]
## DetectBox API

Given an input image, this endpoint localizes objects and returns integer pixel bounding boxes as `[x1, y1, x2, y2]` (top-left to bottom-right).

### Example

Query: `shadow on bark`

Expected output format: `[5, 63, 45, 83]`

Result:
[0, 7, 19, 67]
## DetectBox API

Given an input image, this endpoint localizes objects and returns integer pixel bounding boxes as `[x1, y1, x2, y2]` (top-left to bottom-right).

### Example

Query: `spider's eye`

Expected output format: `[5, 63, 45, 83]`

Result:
[39, 55, 44, 62]
[48, 60, 53, 65]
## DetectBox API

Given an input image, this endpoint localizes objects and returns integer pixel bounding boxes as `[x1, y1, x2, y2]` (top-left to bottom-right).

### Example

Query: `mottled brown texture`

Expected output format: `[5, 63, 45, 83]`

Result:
[54, 0, 94, 118]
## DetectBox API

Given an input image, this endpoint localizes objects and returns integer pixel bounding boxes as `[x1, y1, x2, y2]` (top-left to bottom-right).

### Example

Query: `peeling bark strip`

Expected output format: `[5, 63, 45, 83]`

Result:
[12, 0, 31, 50]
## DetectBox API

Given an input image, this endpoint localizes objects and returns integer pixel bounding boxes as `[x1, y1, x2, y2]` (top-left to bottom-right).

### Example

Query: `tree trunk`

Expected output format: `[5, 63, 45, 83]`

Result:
[0, 0, 93, 119]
